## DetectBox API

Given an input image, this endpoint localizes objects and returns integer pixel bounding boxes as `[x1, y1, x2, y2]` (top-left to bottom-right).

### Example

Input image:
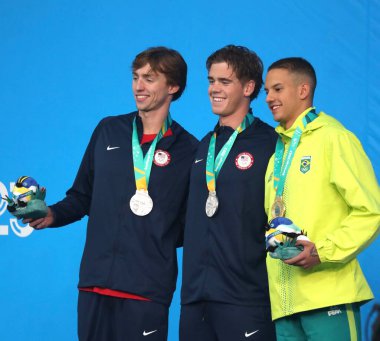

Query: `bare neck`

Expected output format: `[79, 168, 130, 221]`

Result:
[139, 110, 169, 134]
[218, 110, 248, 130]
[282, 116, 299, 130]
[281, 104, 313, 130]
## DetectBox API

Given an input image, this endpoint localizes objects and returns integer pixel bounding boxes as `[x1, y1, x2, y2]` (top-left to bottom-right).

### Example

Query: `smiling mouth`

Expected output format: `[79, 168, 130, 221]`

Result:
[212, 97, 225, 102]
[136, 95, 149, 101]
[270, 104, 281, 111]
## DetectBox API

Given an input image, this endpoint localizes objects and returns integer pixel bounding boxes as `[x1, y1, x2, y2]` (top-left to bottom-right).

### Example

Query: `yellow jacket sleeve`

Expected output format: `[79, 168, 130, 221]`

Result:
[315, 130, 380, 263]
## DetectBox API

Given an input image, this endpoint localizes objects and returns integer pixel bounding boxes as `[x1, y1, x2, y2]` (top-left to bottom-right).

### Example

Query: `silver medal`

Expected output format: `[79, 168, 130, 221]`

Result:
[130, 190, 153, 216]
[205, 191, 219, 217]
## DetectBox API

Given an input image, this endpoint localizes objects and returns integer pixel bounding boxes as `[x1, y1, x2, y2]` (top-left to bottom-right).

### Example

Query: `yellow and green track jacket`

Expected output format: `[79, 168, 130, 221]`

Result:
[265, 109, 380, 320]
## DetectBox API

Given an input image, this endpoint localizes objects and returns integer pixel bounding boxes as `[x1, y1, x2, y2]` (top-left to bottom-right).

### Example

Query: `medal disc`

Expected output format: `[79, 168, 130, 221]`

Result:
[205, 191, 219, 217]
[271, 197, 285, 218]
[130, 190, 153, 216]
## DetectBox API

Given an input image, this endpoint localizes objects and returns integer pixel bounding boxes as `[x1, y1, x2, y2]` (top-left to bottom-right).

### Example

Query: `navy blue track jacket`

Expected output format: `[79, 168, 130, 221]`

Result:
[50, 112, 198, 306]
[181, 117, 277, 306]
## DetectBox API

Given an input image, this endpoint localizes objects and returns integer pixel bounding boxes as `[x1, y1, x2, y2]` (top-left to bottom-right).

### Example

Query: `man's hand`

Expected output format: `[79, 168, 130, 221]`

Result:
[23, 207, 54, 230]
[283, 240, 321, 269]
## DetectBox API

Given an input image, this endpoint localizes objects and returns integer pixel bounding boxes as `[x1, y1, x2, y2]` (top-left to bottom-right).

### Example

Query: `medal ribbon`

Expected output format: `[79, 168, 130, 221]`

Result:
[273, 108, 318, 197]
[206, 112, 254, 192]
[132, 113, 172, 191]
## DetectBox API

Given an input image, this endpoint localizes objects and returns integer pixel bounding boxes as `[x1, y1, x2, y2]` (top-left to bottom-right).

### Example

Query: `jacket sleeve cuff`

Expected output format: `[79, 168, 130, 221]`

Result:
[315, 239, 330, 263]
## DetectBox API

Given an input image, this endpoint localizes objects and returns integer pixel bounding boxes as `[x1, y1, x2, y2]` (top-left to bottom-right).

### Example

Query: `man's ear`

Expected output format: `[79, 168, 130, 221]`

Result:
[244, 80, 255, 97]
[299, 83, 311, 100]
[168, 85, 180, 95]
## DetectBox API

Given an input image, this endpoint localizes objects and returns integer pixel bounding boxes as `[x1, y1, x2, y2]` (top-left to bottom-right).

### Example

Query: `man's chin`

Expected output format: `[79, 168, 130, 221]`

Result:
[272, 113, 282, 123]
[136, 105, 152, 113]
[211, 111, 226, 117]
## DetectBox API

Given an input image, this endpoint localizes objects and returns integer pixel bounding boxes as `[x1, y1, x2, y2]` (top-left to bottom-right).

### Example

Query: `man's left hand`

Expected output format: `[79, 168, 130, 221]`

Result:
[283, 240, 321, 269]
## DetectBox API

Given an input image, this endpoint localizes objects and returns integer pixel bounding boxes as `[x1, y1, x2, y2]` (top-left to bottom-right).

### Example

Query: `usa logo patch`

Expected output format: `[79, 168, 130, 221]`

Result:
[235, 152, 254, 170]
[154, 150, 171, 167]
[300, 156, 311, 174]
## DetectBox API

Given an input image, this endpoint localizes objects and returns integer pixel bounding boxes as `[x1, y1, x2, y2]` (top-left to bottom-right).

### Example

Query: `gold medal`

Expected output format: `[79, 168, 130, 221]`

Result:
[271, 196, 285, 218]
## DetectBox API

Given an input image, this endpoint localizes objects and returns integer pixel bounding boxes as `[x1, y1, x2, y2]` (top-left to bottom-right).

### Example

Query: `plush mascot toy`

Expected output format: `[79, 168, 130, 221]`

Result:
[2, 176, 48, 219]
[265, 217, 309, 260]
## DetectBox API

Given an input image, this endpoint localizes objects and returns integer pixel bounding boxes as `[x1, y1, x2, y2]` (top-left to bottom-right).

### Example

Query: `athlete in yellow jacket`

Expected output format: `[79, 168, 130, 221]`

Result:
[264, 57, 380, 341]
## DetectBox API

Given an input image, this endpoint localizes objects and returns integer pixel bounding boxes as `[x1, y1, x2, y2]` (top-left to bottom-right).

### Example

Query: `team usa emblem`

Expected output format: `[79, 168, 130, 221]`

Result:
[300, 156, 311, 174]
[154, 149, 171, 167]
[235, 152, 254, 170]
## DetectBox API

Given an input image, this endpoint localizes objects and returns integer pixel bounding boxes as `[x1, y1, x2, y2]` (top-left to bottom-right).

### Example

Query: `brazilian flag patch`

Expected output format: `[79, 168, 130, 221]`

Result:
[300, 156, 311, 174]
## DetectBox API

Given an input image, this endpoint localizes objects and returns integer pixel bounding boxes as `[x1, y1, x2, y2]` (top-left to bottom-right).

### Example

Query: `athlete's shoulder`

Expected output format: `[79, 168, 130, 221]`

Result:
[97, 111, 135, 126]
[91, 112, 134, 135]
[171, 120, 199, 149]
[253, 117, 276, 132]
[310, 113, 365, 154]
[311, 112, 344, 131]
[198, 130, 214, 145]
[250, 117, 278, 144]
[314, 112, 357, 139]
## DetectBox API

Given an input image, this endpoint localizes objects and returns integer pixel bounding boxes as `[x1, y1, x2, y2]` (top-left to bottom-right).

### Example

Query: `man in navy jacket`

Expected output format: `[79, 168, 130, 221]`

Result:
[180, 45, 276, 341]
[26, 47, 198, 341]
